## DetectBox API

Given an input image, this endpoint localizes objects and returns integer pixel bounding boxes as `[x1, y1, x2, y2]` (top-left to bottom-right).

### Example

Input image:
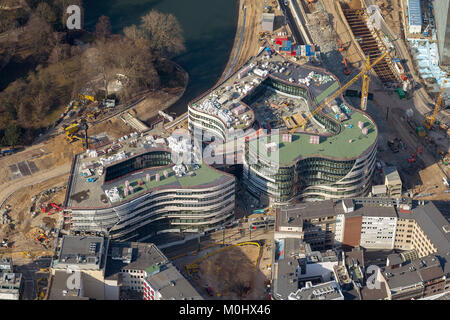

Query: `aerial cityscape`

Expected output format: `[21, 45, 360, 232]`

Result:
[0, 0, 449, 304]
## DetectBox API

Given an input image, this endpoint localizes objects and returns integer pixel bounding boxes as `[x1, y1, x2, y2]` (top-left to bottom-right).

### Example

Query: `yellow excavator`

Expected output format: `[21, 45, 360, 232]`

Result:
[424, 80, 447, 130]
[288, 51, 388, 133]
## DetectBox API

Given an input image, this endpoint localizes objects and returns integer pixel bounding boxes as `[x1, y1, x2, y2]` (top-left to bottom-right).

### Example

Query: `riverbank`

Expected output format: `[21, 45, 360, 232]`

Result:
[130, 60, 189, 123]
[133, 0, 257, 125]
[217, 0, 263, 84]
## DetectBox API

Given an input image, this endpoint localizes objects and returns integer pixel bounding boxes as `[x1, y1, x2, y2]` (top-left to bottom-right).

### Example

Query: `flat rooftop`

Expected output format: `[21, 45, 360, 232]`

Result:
[55, 235, 105, 268]
[105, 242, 168, 281]
[65, 134, 234, 209]
[382, 254, 444, 291]
[145, 263, 203, 300]
[288, 281, 343, 300]
[47, 271, 89, 300]
[248, 111, 377, 165]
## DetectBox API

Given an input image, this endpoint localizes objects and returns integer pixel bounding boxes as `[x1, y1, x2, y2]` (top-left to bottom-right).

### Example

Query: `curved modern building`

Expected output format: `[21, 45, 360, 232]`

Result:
[188, 50, 378, 204]
[64, 135, 235, 241]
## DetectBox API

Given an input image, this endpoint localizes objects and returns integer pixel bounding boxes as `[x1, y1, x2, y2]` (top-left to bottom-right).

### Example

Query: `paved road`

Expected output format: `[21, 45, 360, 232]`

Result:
[14, 257, 52, 300]
[279, 0, 305, 45]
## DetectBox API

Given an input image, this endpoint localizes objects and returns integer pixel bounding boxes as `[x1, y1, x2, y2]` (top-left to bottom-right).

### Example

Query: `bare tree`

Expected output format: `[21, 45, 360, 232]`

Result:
[95, 15, 112, 41]
[139, 10, 185, 57]
[35, 2, 57, 25]
[87, 40, 116, 99]
[23, 14, 54, 59]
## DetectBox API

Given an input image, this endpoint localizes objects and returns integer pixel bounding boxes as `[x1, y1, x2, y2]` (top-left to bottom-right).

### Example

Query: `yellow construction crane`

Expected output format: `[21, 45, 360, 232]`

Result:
[289, 51, 388, 134]
[360, 55, 371, 111]
[424, 80, 447, 130]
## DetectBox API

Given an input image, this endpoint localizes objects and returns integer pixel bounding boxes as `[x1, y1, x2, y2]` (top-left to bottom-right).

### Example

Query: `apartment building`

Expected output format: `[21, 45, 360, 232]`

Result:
[381, 254, 448, 300]
[104, 241, 202, 300]
[48, 236, 201, 300]
[271, 237, 340, 300]
[0, 272, 22, 300]
[276, 198, 449, 256]
[273, 198, 450, 300]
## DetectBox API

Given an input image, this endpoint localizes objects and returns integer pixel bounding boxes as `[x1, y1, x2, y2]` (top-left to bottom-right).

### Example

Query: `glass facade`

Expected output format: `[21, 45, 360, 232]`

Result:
[104, 151, 172, 182]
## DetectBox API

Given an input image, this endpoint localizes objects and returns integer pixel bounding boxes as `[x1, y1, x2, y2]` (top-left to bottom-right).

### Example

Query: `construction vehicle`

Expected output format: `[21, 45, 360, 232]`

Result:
[1, 239, 12, 248]
[41, 202, 61, 215]
[424, 80, 447, 130]
[64, 122, 81, 143]
[64, 122, 80, 135]
[87, 109, 101, 120]
[408, 147, 424, 163]
[338, 39, 344, 52]
[342, 57, 351, 75]
[35, 233, 48, 243]
[289, 51, 388, 133]
[78, 94, 95, 102]
[360, 56, 370, 111]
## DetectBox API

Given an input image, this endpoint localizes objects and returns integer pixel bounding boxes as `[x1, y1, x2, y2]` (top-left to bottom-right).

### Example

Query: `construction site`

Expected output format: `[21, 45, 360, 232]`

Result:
[292, 0, 449, 201]
[0, 0, 449, 301]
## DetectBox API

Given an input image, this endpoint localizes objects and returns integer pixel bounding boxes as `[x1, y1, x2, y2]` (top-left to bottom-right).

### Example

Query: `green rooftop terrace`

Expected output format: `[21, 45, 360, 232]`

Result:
[248, 110, 377, 165]
[111, 163, 229, 203]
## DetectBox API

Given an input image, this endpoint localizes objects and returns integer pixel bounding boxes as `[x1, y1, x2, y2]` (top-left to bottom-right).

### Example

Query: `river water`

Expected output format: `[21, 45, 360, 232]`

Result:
[84, 0, 239, 116]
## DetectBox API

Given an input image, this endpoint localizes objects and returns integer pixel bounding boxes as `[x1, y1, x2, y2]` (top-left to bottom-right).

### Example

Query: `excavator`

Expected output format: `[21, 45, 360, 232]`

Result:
[424, 80, 447, 130]
[288, 51, 388, 133]
[35, 233, 48, 243]
[338, 39, 344, 52]
[408, 147, 424, 163]
[342, 57, 351, 75]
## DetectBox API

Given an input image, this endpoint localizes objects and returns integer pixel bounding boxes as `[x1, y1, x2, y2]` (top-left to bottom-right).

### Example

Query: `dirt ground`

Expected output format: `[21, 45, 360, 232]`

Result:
[0, 117, 132, 185]
[0, 174, 69, 260]
[375, 0, 402, 36]
[129, 87, 185, 123]
[194, 240, 272, 300]
[0, 117, 134, 259]
[88, 117, 134, 140]
[417, 163, 450, 201]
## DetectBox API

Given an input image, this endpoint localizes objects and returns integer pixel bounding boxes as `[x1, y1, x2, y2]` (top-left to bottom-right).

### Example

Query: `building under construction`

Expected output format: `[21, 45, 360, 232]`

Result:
[188, 48, 379, 205]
